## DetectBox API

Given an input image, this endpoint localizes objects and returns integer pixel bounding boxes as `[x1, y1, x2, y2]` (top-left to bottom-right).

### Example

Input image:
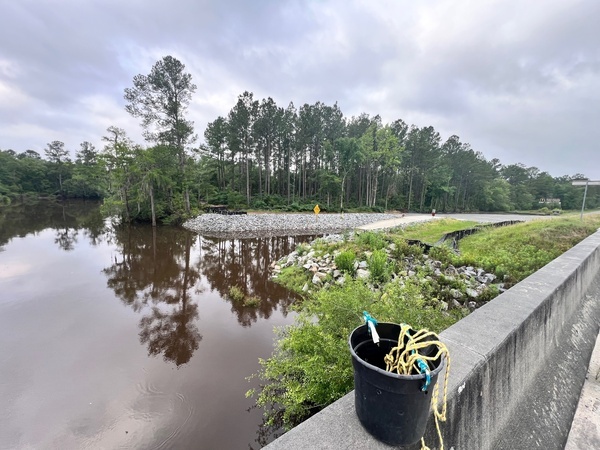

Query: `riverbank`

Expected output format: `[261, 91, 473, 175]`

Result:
[183, 212, 404, 237]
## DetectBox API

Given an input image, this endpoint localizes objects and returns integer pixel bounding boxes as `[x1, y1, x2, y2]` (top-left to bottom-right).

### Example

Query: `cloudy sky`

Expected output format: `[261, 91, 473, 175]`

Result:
[1, 0, 599, 178]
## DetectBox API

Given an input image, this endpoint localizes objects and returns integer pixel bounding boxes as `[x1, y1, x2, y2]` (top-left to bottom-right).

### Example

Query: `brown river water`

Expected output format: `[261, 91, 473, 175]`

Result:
[0, 201, 316, 449]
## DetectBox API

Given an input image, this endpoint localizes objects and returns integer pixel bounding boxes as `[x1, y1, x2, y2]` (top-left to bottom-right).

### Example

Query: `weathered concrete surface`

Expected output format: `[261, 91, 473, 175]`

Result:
[263, 230, 600, 450]
[565, 333, 600, 449]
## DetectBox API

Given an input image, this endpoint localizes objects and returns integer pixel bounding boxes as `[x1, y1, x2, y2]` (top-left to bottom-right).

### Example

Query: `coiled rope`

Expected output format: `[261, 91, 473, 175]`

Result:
[383, 323, 451, 450]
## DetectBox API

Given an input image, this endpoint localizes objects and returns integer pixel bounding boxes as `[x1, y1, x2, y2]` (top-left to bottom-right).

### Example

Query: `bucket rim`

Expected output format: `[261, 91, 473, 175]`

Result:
[348, 323, 445, 380]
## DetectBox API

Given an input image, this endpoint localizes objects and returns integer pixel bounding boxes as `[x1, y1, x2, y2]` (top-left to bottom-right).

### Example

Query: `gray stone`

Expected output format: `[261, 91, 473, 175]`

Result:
[451, 289, 463, 299]
[486, 273, 497, 283]
[466, 288, 479, 298]
[356, 269, 370, 279]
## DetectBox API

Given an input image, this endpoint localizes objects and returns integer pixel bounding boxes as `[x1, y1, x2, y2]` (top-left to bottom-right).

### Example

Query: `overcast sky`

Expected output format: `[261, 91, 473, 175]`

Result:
[1, 0, 599, 179]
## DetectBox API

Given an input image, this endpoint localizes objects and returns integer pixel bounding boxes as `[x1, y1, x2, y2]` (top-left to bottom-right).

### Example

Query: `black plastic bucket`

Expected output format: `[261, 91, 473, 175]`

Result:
[349, 323, 444, 446]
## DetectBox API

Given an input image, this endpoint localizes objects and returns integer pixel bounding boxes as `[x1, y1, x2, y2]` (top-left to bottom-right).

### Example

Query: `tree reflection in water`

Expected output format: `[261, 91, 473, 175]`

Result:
[103, 226, 203, 367]
[0, 200, 106, 251]
[198, 234, 316, 327]
[102, 224, 318, 365]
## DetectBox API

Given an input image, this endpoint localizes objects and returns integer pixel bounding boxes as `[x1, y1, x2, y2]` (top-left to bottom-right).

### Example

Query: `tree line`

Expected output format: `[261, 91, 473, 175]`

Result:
[1, 55, 598, 224]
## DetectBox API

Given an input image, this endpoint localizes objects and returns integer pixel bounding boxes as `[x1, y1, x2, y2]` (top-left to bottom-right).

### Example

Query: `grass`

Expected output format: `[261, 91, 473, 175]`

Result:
[275, 265, 311, 294]
[252, 212, 600, 431]
[392, 218, 480, 243]
[456, 215, 600, 285]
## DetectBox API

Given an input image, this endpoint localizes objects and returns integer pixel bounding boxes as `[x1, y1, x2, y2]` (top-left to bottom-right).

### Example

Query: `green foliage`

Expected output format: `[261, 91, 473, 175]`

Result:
[393, 218, 480, 243]
[355, 231, 387, 250]
[428, 245, 458, 267]
[274, 266, 311, 294]
[457, 216, 600, 286]
[249, 280, 462, 429]
[391, 237, 424, 258]
[286, 202, 320, 212]
[296, 243, 310, 256]
[334, 250, 356, 275]
[367, 249, 389, 283]
[228, 285, 245, 302]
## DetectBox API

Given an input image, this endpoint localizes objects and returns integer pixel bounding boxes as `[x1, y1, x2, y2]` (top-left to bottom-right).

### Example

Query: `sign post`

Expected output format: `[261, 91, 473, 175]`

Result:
[572, 180, 600, 220]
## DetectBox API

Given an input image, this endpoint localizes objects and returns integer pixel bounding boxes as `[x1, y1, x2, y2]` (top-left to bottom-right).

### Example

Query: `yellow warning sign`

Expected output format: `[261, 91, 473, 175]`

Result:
[313, 204, 320, 215]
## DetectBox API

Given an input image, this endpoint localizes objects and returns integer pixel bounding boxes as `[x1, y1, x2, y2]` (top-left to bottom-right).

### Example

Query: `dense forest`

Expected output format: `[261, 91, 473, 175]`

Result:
[1, 55, 598, 224]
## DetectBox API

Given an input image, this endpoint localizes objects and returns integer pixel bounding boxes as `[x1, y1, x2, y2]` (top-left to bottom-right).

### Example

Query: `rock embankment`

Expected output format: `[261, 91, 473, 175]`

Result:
[271, 234, 505, 311]
[183, 213, 400, 237]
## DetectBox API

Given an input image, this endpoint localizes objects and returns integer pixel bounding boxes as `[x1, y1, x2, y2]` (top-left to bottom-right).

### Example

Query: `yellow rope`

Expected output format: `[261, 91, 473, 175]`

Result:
[384, 324, 450, 450]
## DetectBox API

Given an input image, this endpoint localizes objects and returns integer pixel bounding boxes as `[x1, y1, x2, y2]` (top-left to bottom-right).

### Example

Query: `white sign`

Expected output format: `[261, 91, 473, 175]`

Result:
[572, 180, 600, 186]
[539, 198, 561, 204]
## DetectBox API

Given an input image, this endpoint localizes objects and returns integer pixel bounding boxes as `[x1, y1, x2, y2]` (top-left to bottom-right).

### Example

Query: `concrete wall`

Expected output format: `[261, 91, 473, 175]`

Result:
[264, 230, 600, 450]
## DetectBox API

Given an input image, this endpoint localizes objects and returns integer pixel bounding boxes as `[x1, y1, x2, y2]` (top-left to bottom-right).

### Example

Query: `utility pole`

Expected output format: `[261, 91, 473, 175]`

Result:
[572, 180, 600, 220]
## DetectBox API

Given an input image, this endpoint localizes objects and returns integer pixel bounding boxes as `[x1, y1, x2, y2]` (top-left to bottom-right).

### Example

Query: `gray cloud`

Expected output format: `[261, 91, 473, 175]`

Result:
[1, 0, 599, 178]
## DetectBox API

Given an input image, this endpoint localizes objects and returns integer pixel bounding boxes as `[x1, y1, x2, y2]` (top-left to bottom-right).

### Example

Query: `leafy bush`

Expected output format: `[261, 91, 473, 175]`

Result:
[334, 250, 356, 275]
[391, 238, 424, 258]
[251, 199, 268, 210]
[428, 245, 458, 267]
[296, 243, 310, 256]
[274, 266, 311, 294]
[248, 280, 463, 429]
[356, 231, 387, 250]
[228, 285, 245, 302]
[368, 249, 389, 283]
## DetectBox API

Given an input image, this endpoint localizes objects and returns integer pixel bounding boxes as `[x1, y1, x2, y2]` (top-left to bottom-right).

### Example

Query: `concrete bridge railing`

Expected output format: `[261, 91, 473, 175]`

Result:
[264, 230, 600, 450]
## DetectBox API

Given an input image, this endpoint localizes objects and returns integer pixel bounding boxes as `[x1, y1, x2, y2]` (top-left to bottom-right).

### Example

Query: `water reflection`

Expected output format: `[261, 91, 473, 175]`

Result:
[102, 224, 317, 367]
[0, 200, 105, 251]
[0, 201, 321, 448]
[199, 235, 314, 327]
[102, 226, 203, 366]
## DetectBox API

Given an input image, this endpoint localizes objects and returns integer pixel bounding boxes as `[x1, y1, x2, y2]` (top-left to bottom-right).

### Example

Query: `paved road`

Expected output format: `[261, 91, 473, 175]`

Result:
[358, 212, 553, 230]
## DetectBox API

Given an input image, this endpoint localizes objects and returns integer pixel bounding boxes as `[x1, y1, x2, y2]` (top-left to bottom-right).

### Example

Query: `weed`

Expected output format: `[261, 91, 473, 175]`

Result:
[356, 231, 387, 250]
[335, 250, 356, 275]
[368, 249, 389, 283]
[228, 285, 245, 302]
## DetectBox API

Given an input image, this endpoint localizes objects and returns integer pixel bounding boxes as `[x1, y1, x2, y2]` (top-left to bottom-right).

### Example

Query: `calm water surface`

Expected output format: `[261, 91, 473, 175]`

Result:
[0, 201, 314, 449]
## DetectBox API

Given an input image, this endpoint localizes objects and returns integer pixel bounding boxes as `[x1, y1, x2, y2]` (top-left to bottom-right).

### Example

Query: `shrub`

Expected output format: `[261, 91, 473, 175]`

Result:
[356, 231, 386, 250]
[335, 250, 356, 275]
[368, 249, 389, 283]
[275, 266, 311, 294]
[248, 280, 463, 429]
[391, 238, 424, 259]
[296, 243, 310, 256]
[428, 245, 458, 267]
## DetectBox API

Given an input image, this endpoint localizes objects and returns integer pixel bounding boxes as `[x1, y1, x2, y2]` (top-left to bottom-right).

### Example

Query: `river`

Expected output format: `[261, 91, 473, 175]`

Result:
[0, 201, 315, 449]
